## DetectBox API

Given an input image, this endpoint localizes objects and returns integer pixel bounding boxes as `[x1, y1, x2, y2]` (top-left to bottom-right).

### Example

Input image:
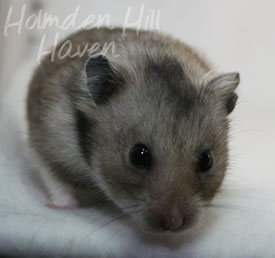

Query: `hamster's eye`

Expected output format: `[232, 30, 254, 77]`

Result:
[198, 150, 213, 172]
[130, 144, 151, 170]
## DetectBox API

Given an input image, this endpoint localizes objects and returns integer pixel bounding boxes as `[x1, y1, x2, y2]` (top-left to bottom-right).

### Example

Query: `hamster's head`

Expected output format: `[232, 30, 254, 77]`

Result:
[82, 52, 240, 233]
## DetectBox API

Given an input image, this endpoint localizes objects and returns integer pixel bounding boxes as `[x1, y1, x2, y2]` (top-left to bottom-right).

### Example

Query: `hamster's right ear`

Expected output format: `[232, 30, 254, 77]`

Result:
[207, 72, 240, 114]
[85, 55, 123, 105]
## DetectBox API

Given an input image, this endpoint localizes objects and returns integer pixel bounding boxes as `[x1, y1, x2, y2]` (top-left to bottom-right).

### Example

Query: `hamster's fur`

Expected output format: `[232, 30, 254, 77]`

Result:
[27, 28, 240, 232]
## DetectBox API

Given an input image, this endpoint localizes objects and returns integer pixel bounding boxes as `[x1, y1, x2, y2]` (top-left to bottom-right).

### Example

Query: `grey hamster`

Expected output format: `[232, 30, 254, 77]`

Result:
[27, 27, 240, 232]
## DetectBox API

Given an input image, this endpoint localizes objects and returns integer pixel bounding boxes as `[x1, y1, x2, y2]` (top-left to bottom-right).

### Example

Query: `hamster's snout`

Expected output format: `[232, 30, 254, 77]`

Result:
[156, 210, 187, 232]
[145, 202, 199, 233]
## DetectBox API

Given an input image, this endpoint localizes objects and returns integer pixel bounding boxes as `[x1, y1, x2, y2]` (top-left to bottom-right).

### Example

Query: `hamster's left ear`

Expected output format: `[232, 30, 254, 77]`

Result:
[208, 72, 240, 114]
[85, 55, 123, 105]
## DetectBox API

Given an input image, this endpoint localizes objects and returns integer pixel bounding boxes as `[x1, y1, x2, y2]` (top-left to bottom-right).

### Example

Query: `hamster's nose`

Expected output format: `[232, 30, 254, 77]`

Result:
[158, 209, 183, 232]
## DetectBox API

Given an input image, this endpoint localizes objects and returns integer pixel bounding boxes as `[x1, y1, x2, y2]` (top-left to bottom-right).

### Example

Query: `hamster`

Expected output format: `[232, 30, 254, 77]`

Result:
[27, 27, 240, 233]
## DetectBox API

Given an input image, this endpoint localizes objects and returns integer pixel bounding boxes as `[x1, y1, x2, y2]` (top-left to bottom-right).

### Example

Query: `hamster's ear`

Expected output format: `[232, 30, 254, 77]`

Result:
[208, 72, 240, 114]
[85, 55, 123, 105]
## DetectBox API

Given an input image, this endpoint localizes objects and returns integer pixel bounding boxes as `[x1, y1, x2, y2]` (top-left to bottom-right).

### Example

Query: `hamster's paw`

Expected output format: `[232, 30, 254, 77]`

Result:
[39, 167, 79, 209]
[46, 183, 79, 209]
[47, 193, 79, 209]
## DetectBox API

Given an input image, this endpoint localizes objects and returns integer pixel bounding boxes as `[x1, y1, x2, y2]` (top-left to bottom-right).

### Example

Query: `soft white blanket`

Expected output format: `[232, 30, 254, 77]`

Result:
[1, 59, 275, 258]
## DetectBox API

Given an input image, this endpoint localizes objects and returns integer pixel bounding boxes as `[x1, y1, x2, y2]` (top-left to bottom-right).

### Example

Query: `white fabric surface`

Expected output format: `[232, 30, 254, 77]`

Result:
[0, 55, 275, 258]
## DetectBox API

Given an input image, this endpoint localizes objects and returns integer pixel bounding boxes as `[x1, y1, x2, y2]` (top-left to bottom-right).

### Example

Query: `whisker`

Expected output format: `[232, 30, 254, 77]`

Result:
[133, 196, 146, 202]
[0, 209, 64, 221]
[103, 223, 126, 244]
[214, 191, 275, 203]
[79, 212, 129, 241]
[203, 203, 259, 217]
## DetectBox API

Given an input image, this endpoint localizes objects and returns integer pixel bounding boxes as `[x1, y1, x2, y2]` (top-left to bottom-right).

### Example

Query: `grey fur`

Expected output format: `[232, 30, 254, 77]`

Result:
[27, 27, 240, 232]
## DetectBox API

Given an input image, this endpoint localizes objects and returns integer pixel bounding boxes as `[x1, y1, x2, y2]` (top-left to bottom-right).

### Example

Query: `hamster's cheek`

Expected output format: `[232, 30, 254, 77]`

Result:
[100, 167, 146, 199]
[199, 173, 225, 200]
